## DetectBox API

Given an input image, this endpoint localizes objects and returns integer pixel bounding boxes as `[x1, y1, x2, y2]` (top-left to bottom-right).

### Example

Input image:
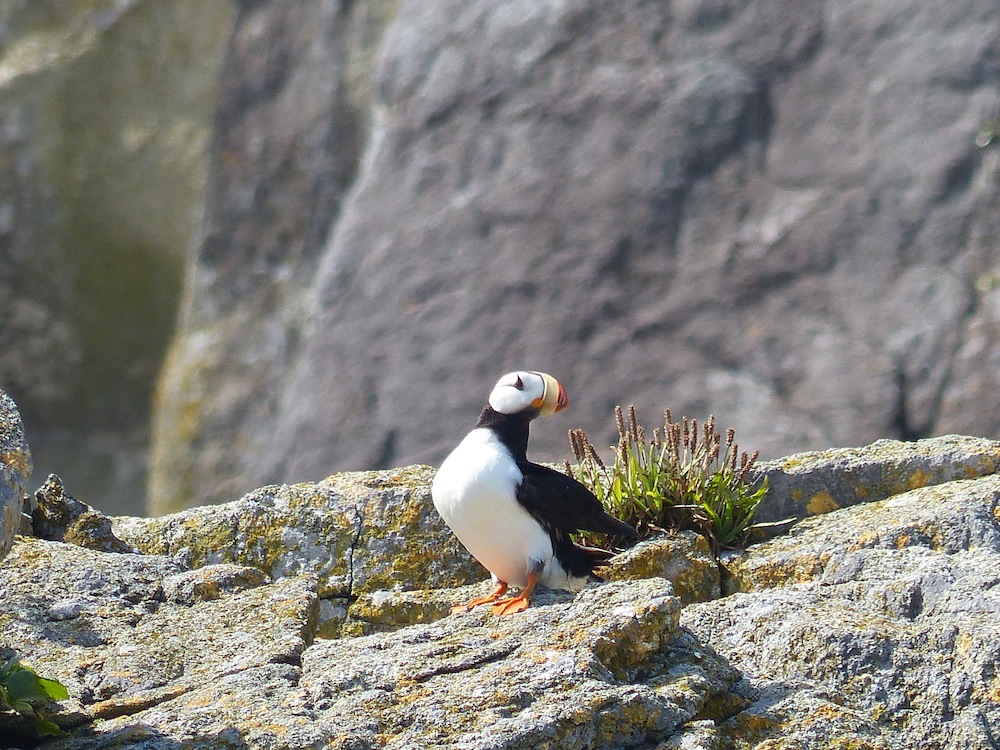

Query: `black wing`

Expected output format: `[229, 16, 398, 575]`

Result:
[514, 461, 637, 538]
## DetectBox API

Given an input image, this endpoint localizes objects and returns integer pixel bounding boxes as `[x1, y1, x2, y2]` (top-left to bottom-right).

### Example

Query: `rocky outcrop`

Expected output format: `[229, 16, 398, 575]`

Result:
[112, 466, 483, 637]
[688, 473, 1000, 748]
[4, 426, 1000, 748]
[150, 0, 1000, 513]
[748, 434, 1000, 525]
[0, 388, 32, 563]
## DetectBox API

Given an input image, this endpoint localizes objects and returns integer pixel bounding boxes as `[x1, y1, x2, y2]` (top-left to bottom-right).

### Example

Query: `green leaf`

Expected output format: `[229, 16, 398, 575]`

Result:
[34, 715, 67, 737]
[5, 667, 50, 704]
[0, 659, 69, 741]
[37, 676, 69, 702]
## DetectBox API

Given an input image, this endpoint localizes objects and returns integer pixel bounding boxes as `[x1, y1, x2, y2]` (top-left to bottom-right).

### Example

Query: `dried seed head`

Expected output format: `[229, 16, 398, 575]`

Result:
[569, 429, 585, 462]
[628, 405, 641, 443]
[588, 441, 607, 470]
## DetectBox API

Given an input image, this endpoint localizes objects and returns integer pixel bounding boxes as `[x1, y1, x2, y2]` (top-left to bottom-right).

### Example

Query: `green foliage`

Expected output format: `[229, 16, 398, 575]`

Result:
[568, 405, 770, 555]
[0, 659, 68, 738]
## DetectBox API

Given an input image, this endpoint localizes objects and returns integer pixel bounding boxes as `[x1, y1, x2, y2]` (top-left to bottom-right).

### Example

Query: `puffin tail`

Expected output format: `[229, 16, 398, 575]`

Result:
[575, 544, 615, 582]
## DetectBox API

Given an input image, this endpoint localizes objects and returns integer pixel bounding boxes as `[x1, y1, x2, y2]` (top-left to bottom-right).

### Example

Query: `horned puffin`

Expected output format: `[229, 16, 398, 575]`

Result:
[431, 370, 636, 616]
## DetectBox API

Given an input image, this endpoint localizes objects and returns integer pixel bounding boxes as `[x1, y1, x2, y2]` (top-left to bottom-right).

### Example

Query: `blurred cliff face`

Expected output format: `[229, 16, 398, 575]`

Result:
[151, 0, 1000, 514]
[0, 0, 233, 513]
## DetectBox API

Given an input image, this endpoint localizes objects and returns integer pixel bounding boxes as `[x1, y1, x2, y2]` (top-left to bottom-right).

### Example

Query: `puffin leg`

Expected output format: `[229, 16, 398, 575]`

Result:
[492, 570, 539, 616]
[451, 580, 508, 614]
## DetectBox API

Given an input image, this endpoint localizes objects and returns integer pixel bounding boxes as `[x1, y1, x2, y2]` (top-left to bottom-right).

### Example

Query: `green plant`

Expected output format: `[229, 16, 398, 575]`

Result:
[0, 658, 68, 738]
[567, 405, 771, 555]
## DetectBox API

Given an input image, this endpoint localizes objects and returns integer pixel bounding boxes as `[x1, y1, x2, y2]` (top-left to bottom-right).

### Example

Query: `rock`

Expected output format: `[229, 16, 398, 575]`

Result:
[161, 564, 271, 606]
[723, 472, 1000, 593]
[0, 388, 31, 563]
[342, 582, 479, 637]
[0, 537, 317, 738]
[42, 578, 742, 749]
[597, 531, 721, 605]
[684, 473, 1000, 748]
[3, 437, 1000, 747]
[0, 1, 232, 516]
[343, 531, 722, 635]
[150, 0, 1000, 513]
[112, 466, 484, 602]
[147, 0, 391, 515]
[30, 474, 134, 554]
[748, 434, 1000, 526]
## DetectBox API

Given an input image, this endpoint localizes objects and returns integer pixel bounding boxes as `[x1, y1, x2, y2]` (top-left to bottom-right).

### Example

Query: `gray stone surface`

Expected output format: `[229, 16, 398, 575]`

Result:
[0, 537, 316, 734]
[3, 436, 1000, 747]
[112, 466, 483, 603]
[149, 0, 1000, 513]
[148, 0, 392, 513]
[748, 434, 1000, 525]
[687, 473, 1000, 749]
[0, 388, 31, 563]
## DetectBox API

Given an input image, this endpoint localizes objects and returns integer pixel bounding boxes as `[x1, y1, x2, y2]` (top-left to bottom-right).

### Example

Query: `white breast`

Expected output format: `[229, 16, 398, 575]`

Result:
[432, 429, 556, 588]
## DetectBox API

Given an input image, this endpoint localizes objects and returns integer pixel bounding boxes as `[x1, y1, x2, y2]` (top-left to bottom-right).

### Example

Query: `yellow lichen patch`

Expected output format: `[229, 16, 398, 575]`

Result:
[805, 491, 840, 515]
[851, 530, 880, 550]
[0, 449, 30, 481]
[980, 675, 1000, 704]
[90, 684, 189, 720]
[696, 689, 752, 722]
[728, 709, 781, 742]
[723, 552, 827, 592]
[907, 468, 931, 490]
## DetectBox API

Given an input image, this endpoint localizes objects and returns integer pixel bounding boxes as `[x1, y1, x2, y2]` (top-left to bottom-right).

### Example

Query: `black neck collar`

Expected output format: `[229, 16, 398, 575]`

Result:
[475, 406, 538, 462]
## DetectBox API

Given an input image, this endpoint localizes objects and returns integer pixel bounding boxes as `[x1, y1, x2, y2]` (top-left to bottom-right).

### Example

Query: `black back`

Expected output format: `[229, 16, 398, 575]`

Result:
[476, 406, 637, 578]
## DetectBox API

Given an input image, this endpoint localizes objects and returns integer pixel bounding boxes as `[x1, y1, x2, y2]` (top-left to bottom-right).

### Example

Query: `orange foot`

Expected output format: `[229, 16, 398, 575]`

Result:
[491, 595, 530, 616]
[451, 580, 508, 614]
[490, 571, 538, 617]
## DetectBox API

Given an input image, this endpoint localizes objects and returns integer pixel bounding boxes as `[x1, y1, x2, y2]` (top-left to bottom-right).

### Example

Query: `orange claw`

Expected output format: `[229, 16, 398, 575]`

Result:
[451, 580, 508, 614]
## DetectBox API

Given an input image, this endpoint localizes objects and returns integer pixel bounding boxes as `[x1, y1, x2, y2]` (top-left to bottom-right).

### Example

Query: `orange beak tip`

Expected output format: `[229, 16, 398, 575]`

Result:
[556, 384, 569, 412]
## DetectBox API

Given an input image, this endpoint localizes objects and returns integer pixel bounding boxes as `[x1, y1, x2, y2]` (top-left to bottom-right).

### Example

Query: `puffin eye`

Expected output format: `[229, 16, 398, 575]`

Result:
[513, 375, 524, 390]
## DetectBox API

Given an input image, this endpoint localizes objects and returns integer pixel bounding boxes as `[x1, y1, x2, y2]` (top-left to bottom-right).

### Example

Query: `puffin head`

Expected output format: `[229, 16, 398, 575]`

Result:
[487, 371, 569, 417]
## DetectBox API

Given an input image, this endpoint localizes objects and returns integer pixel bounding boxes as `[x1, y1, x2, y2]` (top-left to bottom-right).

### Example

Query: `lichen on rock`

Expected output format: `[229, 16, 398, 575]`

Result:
[31, 474, 134, 554]
[0, 387, 31, 563]
[113, 466, 484, 602]
[749, 435, 1000, 526]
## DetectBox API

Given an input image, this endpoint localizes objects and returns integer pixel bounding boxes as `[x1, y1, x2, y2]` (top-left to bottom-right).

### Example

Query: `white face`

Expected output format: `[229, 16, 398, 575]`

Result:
[487, 371, 566, 416]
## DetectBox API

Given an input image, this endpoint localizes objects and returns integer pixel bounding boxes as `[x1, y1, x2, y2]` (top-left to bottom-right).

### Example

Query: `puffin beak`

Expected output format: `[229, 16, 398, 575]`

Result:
[536, 373, 569, 416]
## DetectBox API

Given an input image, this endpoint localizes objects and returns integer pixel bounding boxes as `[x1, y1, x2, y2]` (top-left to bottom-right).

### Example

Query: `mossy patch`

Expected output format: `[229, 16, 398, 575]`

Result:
[805, 491, 839, 515]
